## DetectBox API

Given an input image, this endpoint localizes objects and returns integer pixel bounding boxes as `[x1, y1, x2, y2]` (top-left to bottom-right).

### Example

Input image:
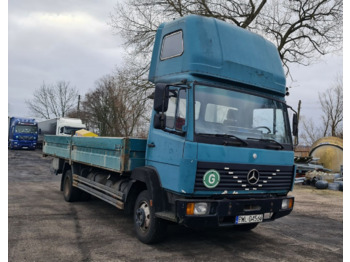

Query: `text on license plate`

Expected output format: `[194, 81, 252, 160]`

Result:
[235, 214, 263, 224]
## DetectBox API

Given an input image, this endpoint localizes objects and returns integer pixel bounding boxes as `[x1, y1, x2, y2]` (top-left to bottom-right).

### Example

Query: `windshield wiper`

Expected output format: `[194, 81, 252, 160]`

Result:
[247, 137, 284, 149]
[196, 133, 248, 146]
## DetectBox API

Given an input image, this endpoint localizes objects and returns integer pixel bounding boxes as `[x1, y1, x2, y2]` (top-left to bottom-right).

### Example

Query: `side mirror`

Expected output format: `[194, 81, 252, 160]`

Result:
[153, 113, 166, 130]
[292, 113, 298, 136]
[154, 83, 169, 112]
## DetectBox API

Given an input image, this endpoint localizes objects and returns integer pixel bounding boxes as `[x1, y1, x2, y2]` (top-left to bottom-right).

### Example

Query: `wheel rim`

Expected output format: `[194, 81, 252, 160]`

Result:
[135, 201, 150, 232]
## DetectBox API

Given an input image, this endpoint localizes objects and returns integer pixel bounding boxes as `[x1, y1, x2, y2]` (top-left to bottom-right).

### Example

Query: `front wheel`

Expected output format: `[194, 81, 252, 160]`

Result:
[134, 190, 167, 244]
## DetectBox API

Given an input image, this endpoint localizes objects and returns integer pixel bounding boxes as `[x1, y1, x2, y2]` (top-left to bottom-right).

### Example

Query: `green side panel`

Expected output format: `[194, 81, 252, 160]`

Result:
[43, 135, 146, 172]
[43, 135, 71, 159]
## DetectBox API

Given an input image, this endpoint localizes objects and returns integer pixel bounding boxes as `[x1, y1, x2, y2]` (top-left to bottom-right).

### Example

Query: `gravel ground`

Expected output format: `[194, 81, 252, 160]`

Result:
[8, 149, 343, 261]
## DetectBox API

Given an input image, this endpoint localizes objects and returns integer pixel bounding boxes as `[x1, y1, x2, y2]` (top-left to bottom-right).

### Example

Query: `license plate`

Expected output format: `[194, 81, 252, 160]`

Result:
[235, 214, 263, 224]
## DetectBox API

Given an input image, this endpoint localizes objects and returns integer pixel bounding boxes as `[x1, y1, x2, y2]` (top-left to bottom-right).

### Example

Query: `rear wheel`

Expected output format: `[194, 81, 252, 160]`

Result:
[134, 190, 167, 244]
[63, 170, 80, 202]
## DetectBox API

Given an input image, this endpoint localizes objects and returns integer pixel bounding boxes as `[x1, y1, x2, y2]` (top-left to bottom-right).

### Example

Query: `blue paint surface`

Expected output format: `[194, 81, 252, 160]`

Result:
[149, 15, 285, 95]
[8, 117, 38, 149]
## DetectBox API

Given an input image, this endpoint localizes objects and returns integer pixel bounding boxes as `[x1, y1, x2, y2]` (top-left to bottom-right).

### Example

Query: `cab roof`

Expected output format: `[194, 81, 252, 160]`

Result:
[149, 15, 286, 95]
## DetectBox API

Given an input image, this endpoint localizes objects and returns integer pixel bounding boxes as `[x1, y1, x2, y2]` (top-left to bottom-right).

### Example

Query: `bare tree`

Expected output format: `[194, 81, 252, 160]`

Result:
[110, 0, 342, 77]
[26, 81, 79, 119]
[318, 76, 343, 137]
[81, 64, 152, 137]
[300, 76, 343, 145]
[300, 116, 323, 146]
[256, 0, 343, 74]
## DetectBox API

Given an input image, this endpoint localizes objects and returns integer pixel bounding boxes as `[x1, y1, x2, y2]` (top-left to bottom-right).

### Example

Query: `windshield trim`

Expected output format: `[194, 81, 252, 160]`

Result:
[193, 81, 287, 104]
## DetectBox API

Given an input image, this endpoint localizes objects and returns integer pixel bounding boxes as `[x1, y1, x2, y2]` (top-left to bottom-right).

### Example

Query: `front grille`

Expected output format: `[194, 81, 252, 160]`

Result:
[19, 136, 33, 140]
[195, 162, 294, 192]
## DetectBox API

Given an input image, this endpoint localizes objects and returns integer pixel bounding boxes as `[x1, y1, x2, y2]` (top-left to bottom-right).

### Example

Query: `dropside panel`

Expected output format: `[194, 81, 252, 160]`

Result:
[43, 135, 147, 172]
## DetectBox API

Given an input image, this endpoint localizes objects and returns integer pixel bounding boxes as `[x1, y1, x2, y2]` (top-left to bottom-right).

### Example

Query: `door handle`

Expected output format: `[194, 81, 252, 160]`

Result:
[148, 143, 155, 148]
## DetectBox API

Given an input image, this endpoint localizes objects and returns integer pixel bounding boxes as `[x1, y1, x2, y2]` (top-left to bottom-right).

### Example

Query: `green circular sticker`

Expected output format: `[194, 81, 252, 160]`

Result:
[203, 169, 220, 188]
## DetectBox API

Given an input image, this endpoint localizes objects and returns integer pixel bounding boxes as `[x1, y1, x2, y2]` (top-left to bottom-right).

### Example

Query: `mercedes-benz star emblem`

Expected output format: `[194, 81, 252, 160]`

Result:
[247, 169, 260, 185]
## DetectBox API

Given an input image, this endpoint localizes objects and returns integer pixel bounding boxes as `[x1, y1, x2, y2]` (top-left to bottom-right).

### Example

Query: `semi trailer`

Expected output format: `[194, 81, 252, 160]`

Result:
[37, 117, 86, 148]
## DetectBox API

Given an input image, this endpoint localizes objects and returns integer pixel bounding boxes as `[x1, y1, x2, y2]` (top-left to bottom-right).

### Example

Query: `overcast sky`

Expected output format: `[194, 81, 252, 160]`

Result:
[7, 1, 344, 127]
[8, 0, 125, 121]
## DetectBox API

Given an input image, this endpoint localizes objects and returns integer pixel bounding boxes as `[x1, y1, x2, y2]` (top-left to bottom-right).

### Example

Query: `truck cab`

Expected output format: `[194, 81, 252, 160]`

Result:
[8, 117, 38, 150]
[55, 118, 86, 136]
[145, 15, 296, 228]
[37, 117, 87, 148]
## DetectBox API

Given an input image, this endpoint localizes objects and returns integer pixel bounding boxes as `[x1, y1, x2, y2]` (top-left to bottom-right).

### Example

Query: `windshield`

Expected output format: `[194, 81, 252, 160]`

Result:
[62, 126, 82, 135]
[194, 85, 292, 145]
[15, 125, 38, 134]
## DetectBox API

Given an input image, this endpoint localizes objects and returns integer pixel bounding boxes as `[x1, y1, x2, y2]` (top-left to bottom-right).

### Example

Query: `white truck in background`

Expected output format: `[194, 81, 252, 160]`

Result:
[37, 117, 86, 148]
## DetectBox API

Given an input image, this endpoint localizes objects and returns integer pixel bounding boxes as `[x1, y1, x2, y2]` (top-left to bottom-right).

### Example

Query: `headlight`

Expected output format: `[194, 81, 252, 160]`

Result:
[186, 202, 209, 215]
[194, 203, 208, 215]
[281, 198, 293, 210]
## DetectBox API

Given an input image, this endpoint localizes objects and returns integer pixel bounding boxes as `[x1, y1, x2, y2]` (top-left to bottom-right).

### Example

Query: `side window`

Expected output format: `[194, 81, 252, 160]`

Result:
[164, 87, 187, 132]
[195, 101, 201, 120]
[160, 31, 183, 60]
[165, 91, 177, 129]
[175, 89, 187, 131]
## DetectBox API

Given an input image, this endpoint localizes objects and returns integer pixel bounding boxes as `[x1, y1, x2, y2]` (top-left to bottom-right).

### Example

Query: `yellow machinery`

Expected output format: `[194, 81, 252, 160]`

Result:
[75, 129, 98, 137]
[309, 137, 343, 173]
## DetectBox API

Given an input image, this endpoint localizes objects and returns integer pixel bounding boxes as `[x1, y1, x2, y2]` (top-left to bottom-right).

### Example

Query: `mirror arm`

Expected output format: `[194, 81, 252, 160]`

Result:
[286, 105, 297, 114]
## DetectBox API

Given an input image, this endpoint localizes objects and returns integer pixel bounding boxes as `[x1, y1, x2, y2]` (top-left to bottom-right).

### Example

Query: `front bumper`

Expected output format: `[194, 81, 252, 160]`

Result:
[10, 140, 36, 149]
[176, 196, 294, 228]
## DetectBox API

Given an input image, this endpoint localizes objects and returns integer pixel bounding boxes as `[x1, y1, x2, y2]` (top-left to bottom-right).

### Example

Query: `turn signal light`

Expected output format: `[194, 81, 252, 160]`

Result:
[281, 198, 294, 210]
[186, 203, 195, 215]
[288, 199, 293, 209]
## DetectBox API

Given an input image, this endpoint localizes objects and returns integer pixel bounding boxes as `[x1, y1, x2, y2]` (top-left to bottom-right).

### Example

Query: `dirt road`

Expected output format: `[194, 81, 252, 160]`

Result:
[8, 149, 343, 261]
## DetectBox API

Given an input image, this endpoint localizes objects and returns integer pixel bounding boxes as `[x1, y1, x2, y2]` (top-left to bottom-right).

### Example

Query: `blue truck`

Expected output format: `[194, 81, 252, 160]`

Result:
[43, 15, 298, 244]
[8, 117, 38, 150]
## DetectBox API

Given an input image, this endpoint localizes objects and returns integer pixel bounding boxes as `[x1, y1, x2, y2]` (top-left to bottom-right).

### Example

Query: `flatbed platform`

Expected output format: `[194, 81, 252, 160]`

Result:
[43, 135, 147, 172]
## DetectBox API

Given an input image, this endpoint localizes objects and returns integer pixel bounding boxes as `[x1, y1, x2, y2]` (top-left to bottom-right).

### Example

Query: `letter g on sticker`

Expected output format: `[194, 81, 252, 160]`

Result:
[203, 169, 220, 188]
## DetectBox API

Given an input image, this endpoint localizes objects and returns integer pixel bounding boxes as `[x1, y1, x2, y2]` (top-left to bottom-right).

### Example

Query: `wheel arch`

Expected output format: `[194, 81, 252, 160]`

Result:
[124, 166, 166, 215]
[60, 161, 80, 191]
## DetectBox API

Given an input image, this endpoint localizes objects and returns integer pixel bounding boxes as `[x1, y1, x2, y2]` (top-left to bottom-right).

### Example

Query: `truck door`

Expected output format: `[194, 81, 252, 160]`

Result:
[146, 86, 187, 192]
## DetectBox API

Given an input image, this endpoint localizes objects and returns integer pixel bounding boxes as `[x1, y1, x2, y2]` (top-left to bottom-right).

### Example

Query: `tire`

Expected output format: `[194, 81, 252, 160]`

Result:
[134, 190, 167, 244]
[315, 180, 328, 189]
[328, 182, 340, 191]
[235, 223, 259, 231]
[335, 181, 343, 191]
[63, 170, 80, 202]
